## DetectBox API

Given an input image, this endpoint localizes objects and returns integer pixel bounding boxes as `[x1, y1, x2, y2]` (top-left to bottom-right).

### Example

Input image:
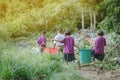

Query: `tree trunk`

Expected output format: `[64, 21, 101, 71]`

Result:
[82, 6, 84, 31]
[89, 9, 93, 30]
[93, 11, 96, 31]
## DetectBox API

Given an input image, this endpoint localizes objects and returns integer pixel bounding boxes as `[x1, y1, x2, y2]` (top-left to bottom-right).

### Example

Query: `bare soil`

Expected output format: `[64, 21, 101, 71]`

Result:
[79, 66, 120, 80]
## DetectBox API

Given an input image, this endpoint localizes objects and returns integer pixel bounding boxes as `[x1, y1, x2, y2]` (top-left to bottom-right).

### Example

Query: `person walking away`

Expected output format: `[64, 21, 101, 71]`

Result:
[92, 30, 106, 71]
[53, 30, 79, 65]
[37, 30, 46, 53]
[53, 29, 65, 55]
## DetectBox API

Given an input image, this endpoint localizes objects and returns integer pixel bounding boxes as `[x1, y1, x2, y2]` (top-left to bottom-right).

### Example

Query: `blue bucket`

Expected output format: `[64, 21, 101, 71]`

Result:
[79, 49, 92, 64]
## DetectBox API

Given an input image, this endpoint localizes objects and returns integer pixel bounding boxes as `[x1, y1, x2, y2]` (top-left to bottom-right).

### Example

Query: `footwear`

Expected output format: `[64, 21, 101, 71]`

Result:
[99, 64, 103, 70]
[92, 57, 95, 62]
[73, 60, 78, 64]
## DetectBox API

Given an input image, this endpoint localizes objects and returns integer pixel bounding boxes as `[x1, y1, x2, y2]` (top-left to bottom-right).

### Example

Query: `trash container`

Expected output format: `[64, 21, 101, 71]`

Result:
[79, 49, 92, 64]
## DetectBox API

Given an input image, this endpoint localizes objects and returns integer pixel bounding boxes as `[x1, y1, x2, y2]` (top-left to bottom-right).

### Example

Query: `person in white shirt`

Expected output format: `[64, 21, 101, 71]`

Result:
[53, 29, 65, 55]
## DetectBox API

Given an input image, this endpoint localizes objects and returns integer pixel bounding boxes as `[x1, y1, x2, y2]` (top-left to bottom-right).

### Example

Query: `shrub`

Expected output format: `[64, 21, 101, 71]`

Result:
[0, 46, 63, 80]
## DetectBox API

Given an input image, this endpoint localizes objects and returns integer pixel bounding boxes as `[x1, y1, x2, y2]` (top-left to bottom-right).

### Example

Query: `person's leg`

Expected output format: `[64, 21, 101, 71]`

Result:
[39, 46, 43, 53]
[99, 54, 105, 70]
[97, 60, 104, 75]
[71, 54, 76, 63]
[59, 46, 64, 62]
[66, 61, 68, 65]
[92, 51, 95, 62]
[53, 41, 56, 48]
[94, 54, 105, 74]
[70, 54, 80, 70]
[99, 61, 103, 70]
[40, 46, 45, 53]
[64, 54, 68, 65]
[57, 46, 63, 56]
[60, 46, 64, 55]
[57, 47, 61, 56]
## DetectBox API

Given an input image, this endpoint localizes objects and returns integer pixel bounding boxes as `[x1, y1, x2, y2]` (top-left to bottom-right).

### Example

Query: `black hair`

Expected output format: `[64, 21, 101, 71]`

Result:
[97, 30, 104, 36]
[58, 29, 62, 33]
[41, 30, 46, 34]
[65, 30, 71, 36]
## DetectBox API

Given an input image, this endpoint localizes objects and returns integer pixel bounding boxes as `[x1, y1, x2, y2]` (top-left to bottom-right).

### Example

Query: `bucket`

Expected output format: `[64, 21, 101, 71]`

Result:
[44, 48, 57, 54]
[79, 49, 92, 64]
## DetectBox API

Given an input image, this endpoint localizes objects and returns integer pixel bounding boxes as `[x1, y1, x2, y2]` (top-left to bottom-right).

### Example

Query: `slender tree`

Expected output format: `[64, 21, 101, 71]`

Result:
[82, 5, 84, 30]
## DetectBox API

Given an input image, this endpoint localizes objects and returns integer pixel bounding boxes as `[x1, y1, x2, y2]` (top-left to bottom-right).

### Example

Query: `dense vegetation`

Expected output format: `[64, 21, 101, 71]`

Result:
[97, 0, 120, 34]
[0, 0, 120, 39]
[0, 34, 90, 80]
[0, 0, 120, 80]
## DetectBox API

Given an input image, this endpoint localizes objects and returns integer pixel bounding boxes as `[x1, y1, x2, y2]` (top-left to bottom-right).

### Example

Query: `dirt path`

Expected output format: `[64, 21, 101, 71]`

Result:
[78, 66, 120, 80]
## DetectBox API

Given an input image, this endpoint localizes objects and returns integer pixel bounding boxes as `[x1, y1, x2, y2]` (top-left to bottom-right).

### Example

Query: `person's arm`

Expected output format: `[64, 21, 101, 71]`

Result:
[53, 37, 65, 44]
[95, 39, 99, 47]
[53, 39, 62, 42]
[42, 37, 46, 47]
[37, 37, 41, 46]
[53, 43, 56, 48]
[37, 39, 39, 44]
[73, 38, 80, 49]
[52, 41, 56, 48]
[52, 35, 58, 48]
[92, 39, 98, 48]
[87, 38, 94, 44]
[104, 38, 106, 46]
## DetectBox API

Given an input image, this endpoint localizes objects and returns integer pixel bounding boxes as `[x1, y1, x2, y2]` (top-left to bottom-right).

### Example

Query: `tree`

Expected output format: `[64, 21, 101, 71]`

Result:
[97, 0, 120, 34]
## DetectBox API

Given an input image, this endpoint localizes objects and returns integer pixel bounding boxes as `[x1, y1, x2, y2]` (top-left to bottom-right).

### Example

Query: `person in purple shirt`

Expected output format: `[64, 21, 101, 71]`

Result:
[53, 30, 79, 65]
[37, 30, 46, 53]
[93, 30, 106, 70]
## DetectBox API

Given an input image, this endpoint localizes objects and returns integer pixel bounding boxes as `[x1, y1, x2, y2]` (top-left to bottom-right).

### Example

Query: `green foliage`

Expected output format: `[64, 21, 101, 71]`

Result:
[97, 0, 120, 33]
[105, 33, 120, 59]
[0, 0, 119, 38]
[79, 38, 92, 49]
[104, 59, 120, 70]
[102, 33, 120, 70]
[109, 33, 120, 44]
[0, 0, 104, 38]
[0, 25, 10, 39]
[0, 43, 63, 80]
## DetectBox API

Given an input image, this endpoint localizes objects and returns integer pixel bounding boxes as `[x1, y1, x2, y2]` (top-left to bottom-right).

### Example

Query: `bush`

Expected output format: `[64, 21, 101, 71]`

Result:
[0, 46, 63, 80]
[0, 25, 10, 39]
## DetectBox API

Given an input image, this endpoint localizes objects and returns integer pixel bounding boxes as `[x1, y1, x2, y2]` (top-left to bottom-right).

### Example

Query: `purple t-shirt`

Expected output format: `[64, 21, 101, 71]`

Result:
[61, 36, 74, 54]
[93, 36, 106, 54]
[37, 36, 46, 47]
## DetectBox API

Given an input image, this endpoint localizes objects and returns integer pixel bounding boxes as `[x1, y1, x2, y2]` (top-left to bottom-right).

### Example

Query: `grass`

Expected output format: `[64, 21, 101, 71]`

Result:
[0, 46, 63, 80]
[0, 50, 62, 80]
[0, 37, 88, 80]
[49, 71, 89, 80]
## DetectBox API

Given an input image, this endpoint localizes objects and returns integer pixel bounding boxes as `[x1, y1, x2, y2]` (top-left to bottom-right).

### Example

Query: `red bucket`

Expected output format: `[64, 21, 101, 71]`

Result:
[44, 48, 57, 54]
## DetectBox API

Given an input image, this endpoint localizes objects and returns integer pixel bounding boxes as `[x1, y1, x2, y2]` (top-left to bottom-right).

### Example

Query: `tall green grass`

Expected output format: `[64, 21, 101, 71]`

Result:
[0, 52, 63, 80]
[0, 37, 88, 80]
[0, 40, 62, 80]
